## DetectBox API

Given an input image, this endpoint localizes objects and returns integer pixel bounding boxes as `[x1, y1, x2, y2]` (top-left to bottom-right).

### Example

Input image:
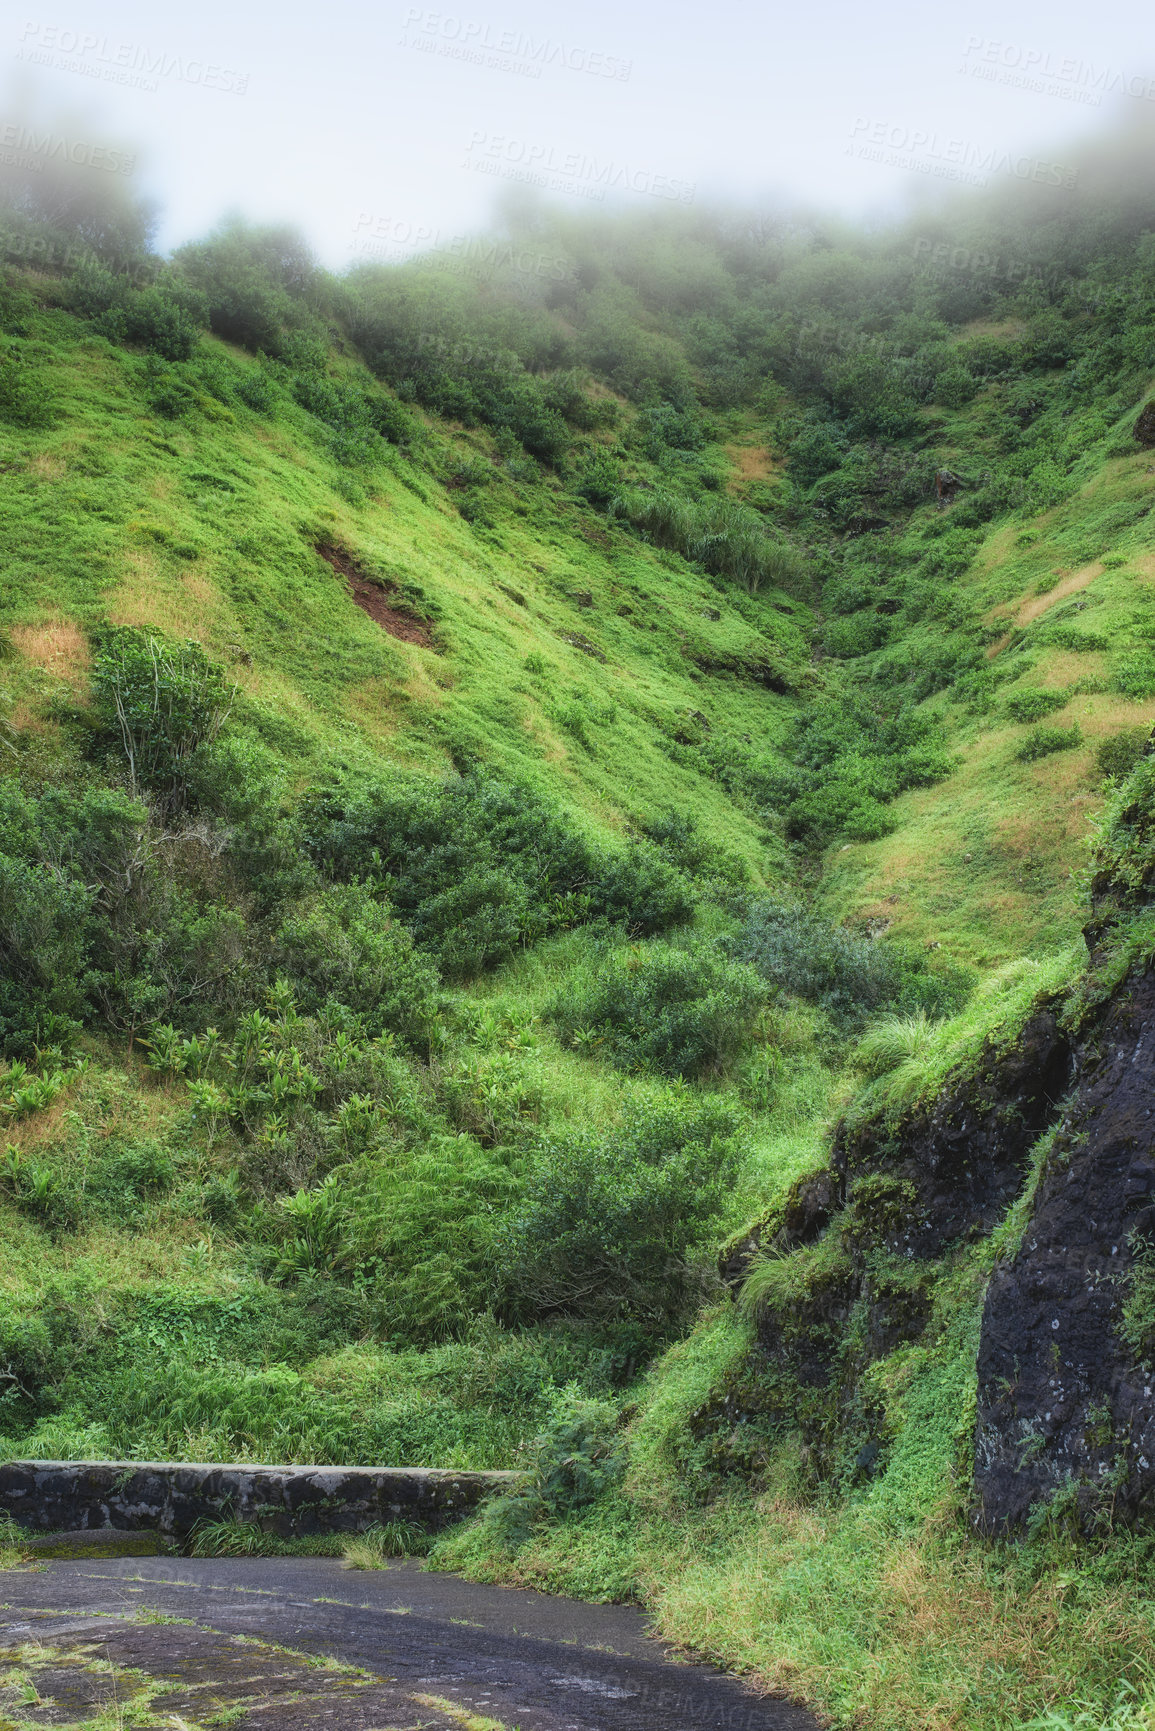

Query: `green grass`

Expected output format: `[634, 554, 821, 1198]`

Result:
[4, 205, 1155, 1731]
[0, 311, 805, 888]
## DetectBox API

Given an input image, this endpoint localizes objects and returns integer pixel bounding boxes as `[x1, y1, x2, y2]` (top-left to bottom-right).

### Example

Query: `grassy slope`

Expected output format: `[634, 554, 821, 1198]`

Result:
[0, 289, 828, 1473]
[821, 394, 1155, 966]
[10, 299, 1151, 972]
[2, 304, 804, 877]
[5, 277, 1155, 1731]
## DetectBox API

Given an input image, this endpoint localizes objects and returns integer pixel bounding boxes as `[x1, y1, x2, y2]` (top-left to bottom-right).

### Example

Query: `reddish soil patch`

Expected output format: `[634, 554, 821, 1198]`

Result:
[317, 543, 435, 648]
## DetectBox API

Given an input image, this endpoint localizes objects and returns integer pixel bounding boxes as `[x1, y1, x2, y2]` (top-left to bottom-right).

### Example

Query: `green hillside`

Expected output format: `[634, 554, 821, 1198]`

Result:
[3, 126, 1155, 1730]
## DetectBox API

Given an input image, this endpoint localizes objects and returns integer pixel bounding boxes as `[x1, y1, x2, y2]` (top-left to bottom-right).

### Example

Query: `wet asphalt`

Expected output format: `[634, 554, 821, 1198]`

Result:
[0, 1552, 822, 1729]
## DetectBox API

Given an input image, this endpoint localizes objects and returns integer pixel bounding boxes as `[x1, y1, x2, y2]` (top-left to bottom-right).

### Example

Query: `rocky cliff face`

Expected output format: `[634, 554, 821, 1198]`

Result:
[972, 754, 1155, 1531]
[973, 967, 1155, 1533]
[710, 744, 1155, 1531]
[700, 1003, 1075, 1491]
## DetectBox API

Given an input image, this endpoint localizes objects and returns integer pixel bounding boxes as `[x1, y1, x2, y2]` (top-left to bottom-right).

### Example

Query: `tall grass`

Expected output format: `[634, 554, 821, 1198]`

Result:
[609, 486, 809, 592]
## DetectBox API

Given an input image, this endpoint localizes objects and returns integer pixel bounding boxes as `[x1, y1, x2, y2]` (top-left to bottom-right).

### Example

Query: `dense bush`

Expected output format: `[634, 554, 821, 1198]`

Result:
[1005, 688, 1070, 723]
[0, 778, 264, 1045]
[1114, 656, 1155, 700]
[274, 884, 439, 1046]
[734, 900, 970, 1027]
[0, 708, 697, 1053]
[111, 284, 206, 361]
[1016, 724, 1082, 762]
[289, 367, 414, 463]
[303, 772, 692, 977]
[640, 809, 748, 887]
[572, 448, 623, 508]
[782, 698, 954, 845]
[1097, 727, 1151, 782]
[547, 940, 764, 1077]
[174, 218, 326, 357]
[0, 845, 91, 1050]
[499, 1098, 741, 1325]
[89, 628, 235, 816]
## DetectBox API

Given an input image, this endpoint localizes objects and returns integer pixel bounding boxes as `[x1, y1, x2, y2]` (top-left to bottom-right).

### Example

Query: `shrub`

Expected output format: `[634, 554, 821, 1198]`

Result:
[274, 883, 439, 1046]
[734, 900, 969, 1027]
[174, 218, 322, 357]
[1005, 688, 1069, 723]
[1097, 727, 1151, 782]
[93, 280, 208, 361]
[932, 365, 978, 408]
[1016, 725, 1082, 762]
[1044, 625, 1109, 652]
[337, 1135, 520, 1339]
[63, 258, 124, 318]
[523, 1393, 624, 1516]
[141, 358, 198, 419]
[230, 362, 279, 412]
[1114, 657, 1155, 700]
[84, 1137, 175, 1223]
[785, 784, 897, 846]
[303, 771, 691, 978]
[782, 698, 954, 844]
[499, 1098, 741, 1325]
[290, 370, 412, 465]
[639, 808, 747, 886]
[572, 449, 622, 508]
[89, 628, 235, 815]
[0, 849, 91, 1052]
[788, 422, 846, 484]
[547, 941, 764, 1078]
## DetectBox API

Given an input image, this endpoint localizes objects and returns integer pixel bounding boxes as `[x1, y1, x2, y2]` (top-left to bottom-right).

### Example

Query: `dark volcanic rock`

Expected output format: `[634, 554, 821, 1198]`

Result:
[704, 1007, 1073, 1488]
[833, 1006, 1072, 1259]
[779, 1168, 842, 1248]
[843, 512, 890, 536]
[1134, 401, 1155, 446]
[974, 967, 1155, 1534]
[717, 1169, 840, 1290]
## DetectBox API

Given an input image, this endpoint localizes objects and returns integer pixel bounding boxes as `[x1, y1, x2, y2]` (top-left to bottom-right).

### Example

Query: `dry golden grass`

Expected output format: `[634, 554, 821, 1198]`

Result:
[10, 619, 90, 680]
[959, 318, 1027, 340]
[28, 450, 65, 481]
[1033, 649, 1107, 688]
[725, 443, 778, 484]
[106, 564, 221, 642]
[1003, 563, 1099, 625]
[343, 676, 418, 742]
[1076, 694, 1155, 737]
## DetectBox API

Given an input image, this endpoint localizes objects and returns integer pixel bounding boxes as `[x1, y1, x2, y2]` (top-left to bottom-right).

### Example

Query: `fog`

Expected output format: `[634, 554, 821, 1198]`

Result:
[2, 0, 1150, 264]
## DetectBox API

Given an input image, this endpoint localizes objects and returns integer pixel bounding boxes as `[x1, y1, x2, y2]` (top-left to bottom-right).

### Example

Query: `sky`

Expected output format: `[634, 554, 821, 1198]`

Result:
[3, 0, 1151, 265]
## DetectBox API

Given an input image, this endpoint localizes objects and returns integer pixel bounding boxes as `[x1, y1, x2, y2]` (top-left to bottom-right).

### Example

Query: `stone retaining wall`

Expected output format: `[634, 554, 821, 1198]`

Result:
[0, 1460, 519, 1539]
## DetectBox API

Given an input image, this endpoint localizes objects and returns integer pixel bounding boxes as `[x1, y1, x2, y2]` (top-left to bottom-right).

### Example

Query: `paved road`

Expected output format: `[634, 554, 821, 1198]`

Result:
[0, 1554, 821, 1729]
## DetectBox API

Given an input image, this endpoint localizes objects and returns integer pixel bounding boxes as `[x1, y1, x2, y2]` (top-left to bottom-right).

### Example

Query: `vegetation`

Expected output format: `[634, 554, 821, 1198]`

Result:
[4, 118, 1155, 1729]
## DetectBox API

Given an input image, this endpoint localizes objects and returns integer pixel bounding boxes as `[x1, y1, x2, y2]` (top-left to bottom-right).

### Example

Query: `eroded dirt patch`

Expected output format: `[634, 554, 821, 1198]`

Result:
[316, 544, 436, 648]
[1013, 562, 1102, 626]
[986, 563, 1104, 659]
